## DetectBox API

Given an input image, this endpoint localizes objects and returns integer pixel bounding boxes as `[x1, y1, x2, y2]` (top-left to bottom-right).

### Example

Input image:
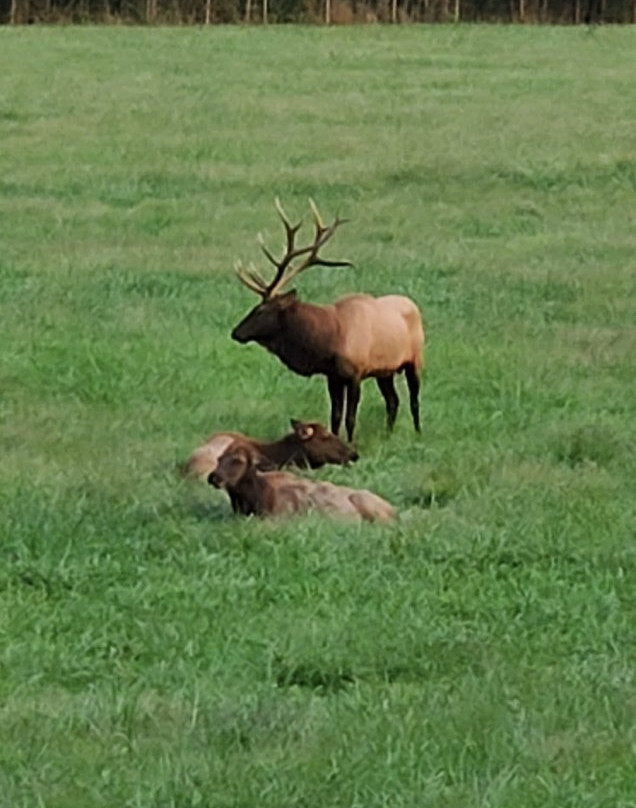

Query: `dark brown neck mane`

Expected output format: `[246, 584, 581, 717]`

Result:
[256, 434, 307, 469]
[227, 465, 271, 516]
[261, 299, 337, 377]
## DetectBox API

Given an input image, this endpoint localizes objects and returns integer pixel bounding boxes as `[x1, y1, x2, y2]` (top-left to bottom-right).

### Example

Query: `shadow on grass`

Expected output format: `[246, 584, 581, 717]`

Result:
[185, 500, 233, 522]
[551, 423, 624, 469]
[273, 656, 356, 695]
[400, 465, 462, 509]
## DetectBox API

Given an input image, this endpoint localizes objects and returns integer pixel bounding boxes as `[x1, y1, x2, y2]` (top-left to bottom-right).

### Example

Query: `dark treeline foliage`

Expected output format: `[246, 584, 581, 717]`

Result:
[3, 0, 635, 23]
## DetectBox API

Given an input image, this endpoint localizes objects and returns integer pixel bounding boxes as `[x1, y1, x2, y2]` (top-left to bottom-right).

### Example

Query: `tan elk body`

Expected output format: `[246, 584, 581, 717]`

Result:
[231, 200, 425, 441]
[209, 444, 395, 523]
[285, 292, 423, 379]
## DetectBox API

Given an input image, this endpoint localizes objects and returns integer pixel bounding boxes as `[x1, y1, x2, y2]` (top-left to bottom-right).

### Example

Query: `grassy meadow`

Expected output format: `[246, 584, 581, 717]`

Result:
[1, 23, 636, 807]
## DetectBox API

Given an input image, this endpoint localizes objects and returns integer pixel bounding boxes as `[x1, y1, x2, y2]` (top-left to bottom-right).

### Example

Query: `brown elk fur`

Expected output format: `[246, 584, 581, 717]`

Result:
[184, 418, 357, 481]
[232, 290, 424, 441]
[209, 444, 395, 523]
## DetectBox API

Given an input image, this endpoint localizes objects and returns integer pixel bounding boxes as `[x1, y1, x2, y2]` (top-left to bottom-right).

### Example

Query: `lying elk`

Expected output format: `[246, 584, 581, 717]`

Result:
[231, 199, 425, 441]
[209, 443, 395, 523]
[184, 418, 357, 481]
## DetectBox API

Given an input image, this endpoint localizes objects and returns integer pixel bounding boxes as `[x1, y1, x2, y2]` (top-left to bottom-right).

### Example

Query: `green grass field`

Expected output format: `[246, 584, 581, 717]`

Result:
[1, 23, 635, 807]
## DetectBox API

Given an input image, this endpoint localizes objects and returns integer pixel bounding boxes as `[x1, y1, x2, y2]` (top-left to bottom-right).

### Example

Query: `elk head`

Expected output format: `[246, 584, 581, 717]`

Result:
[290, 418, 358, 467]
[208, 443, 252, 489]
[231, 199, 352, 345]
[231, 290, 298, 344]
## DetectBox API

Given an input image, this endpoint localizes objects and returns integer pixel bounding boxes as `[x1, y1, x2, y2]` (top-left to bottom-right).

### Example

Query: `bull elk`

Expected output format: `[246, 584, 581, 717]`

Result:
[184, 419, 357, 514]
[231, 199, 425, 441]
[209, 443, 395, 523]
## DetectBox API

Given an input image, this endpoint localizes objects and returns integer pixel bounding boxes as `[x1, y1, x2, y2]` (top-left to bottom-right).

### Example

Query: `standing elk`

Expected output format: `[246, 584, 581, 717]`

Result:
[184, 418, 358, 481]
[231, 199, 425, 441]
[209, 443, 395, 523]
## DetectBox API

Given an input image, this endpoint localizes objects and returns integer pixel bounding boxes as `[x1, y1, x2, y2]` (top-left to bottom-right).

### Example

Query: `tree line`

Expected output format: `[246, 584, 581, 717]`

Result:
[3, 0, 634, 29]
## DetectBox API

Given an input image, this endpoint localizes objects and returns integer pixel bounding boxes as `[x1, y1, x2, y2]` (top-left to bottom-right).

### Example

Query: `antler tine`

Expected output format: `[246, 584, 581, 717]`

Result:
[257, 232, 279, 268]
[309, 197, 324, 230]
[309, 198, 351, 248]
[275, 196, 296, 227]
[275, 197, 303, 251]
[245, 262, 270, 290]
[235, 260, 268, 296]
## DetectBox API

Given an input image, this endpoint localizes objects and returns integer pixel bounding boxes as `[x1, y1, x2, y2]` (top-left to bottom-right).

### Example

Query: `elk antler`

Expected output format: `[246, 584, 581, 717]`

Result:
[235, 198, 352, 299]
[234, 260, 269, 296]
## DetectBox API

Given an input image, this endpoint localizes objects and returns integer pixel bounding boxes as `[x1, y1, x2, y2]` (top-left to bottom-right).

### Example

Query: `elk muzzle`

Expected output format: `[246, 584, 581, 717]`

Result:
[231, 323, 250, 343]
[207, 470, 223, 488]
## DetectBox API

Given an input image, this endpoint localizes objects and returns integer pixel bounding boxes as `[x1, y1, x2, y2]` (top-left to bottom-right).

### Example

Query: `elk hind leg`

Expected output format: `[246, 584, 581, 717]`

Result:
[376, 375, 399, 431]
[404, 363, 421, 432]
[350, 492, 395, 523]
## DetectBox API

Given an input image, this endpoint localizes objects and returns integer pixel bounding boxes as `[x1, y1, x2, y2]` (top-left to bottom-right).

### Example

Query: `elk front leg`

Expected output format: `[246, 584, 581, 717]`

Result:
[344, 378, 361, 442]
[328, 375, 345, 437]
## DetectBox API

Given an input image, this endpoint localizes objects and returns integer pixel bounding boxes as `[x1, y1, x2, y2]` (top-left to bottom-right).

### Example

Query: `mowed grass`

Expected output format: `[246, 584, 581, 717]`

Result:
[1, 23, 636, 807]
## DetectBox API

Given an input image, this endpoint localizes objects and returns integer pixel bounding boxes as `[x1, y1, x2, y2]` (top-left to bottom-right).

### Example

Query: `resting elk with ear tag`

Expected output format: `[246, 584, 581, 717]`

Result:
[184, 418, 358, 481]
[231, 199, 425, 441]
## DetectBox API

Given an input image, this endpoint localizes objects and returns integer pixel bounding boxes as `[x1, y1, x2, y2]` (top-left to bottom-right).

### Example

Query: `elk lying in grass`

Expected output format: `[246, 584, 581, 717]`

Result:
[184, 418, 357, 481]
[209, 443, 395, 523]
[231, 199, 425, 441]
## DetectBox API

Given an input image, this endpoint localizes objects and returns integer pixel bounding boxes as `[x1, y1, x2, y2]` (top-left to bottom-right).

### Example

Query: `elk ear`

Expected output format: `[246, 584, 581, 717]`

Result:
[278, 290, 297, 307]
[291, 419, 315, 441]
[240, 445, 257, 467]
